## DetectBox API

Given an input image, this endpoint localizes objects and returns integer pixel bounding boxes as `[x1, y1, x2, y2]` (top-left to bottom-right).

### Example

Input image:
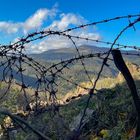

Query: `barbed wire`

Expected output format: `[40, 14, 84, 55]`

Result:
[73, 16, 140, 139]
[0, 14, 140, 139]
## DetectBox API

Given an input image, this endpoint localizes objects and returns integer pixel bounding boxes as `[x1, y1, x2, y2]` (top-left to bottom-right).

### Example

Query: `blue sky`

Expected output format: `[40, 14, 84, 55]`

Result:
[0, 0, 140, 53]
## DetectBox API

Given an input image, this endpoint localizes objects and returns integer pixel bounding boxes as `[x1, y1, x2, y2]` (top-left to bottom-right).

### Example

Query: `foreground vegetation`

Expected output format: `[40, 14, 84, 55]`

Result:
[0, 62, 139, 139]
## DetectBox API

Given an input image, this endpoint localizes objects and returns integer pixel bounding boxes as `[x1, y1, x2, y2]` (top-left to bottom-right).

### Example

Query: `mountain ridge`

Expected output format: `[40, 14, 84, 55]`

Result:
[29, 45, 138, 61]
[29, 45, 109, 61]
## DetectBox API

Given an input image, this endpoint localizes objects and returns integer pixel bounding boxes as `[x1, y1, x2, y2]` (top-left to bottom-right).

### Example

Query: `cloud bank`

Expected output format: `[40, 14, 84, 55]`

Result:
[0, 7, 57, 34]
[0, 5, 101, 53]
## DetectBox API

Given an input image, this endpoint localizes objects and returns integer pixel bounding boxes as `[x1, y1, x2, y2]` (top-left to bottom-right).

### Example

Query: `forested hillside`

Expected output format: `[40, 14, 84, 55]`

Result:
[0, 62, 139, 140]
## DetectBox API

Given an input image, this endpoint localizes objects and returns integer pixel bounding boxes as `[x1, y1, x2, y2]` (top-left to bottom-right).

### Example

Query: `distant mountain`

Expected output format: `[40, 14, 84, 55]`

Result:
[29, 45, 139, 63]
[0, 45, 139, 91]
[29, 45, 109, 61]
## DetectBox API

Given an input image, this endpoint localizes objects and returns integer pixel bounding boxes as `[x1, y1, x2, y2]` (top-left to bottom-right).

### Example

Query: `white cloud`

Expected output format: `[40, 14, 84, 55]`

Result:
[0, 6, 57, 34]
[26, 36, 69, 53]
[49, 13, 85, 30]
[0, 5, 101, 53]
[27, 13, 101, 53]
[26, 30, 101, 53]
[23, 8, 57, 33]
[77, 32, 101, 41]
[0, 22, 22, 34]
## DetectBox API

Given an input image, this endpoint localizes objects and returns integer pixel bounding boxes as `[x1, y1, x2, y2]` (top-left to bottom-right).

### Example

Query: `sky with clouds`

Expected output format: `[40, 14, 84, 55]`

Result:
[0, 0, 140, 53]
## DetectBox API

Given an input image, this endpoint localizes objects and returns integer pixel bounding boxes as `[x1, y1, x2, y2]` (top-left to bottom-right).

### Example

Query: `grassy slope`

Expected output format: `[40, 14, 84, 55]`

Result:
[0, 61, 140, 139]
